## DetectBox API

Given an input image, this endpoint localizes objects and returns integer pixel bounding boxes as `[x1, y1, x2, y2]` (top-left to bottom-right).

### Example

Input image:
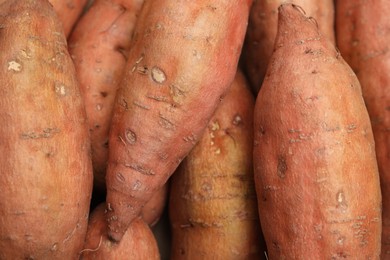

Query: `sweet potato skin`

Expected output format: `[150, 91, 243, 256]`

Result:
[80, 204, 160, 260]
[105, 0, 252, 242]
[243, 0, 335, 94]
[0, 0, 93, 259]
[141, 182, 169, 227]
[254, 4, 381, 259]
[169, 70, 264, 259]
[48, 0, 88, 37]
[68, 0, 144, 192]
[336, 1, 390, 257]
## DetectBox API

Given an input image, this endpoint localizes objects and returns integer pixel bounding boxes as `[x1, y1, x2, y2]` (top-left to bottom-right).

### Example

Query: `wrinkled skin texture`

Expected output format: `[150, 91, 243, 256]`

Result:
[105, 0, 252, 242]
[0, 0, 93, 259]
[170, 70, 265, 260]
[68, 0, 144, 192]
[80, 204, 160, 260]
[254, 4, 382, 259]
[336, 1, 390, 258]
[243, 0, 335, 94]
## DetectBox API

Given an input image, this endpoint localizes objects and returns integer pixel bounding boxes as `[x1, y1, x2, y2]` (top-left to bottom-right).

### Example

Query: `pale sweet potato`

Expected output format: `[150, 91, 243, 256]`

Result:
[105, 0, 252, 242]
[336, 1, 390, 257]
[68, 0, 144, 192]
[243, 0, 335, 94]
[169, 70, 264, 259]
[0, 0, 93, 258]
[254, 4, 381, 259]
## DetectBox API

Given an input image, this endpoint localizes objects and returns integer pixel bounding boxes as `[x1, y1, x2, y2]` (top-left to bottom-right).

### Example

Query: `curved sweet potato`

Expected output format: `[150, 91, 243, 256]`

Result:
[254, 4, 381, 259]
[80, 203, 160, 260]
[169, 70, 264, 259]
[105, 0, 252, 242]
[68, 0, 144, 192]
[0, 0, 93, 259]
[336, 1, 390, 257]
[243, 0, 335, 94]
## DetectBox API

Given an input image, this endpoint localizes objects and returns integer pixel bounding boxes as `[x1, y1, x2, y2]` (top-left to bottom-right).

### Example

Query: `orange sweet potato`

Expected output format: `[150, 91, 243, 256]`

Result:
[253, 4, 381, 259]
[80, 203, 160, 260]
[169, 70, 264, 259]
[243, 0, 335, 94]
[105, 0, 252, 242]
[336, 1, 390, 257]
[68, 0, 144, 192]
[0, 0, 93, 258]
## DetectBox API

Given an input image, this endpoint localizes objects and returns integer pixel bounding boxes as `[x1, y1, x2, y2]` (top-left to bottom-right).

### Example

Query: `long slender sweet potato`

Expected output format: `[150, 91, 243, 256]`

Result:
[105, 0, 252, 242]
[335, 1, 390, 258]
[253, 4, 382, 259]
[80, 203, 160, 260]
[169, 70, 264, 259]
[68, 0, 144, 192]
[243, 0, 335, 94]
[0, 0, 93, 258]
[48, 0, 88, 37]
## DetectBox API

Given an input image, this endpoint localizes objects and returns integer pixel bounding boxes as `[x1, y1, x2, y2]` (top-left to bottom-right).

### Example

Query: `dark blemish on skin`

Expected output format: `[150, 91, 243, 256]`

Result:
[101, 91, 108, 97]
[277, 156, 287, 179]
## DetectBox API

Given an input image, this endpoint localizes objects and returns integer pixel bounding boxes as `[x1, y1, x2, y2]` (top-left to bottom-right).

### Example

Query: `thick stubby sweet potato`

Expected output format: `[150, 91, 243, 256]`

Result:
[80, 204, 160, 260]
[253, 4, 381, 259]
[336, 1, 390, 257]
[48, 0, 88, 37]
[243, 0, 335, 94]
[105, 0, 252, 242]
[68, 0, 144, 192]
[169, 70, 264, 259]
[0, 0, 93, 259]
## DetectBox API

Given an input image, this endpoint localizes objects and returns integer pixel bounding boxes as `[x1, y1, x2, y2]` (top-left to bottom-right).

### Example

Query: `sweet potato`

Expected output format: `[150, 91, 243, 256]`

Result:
[80, 203, 160, 260]
[141, 182, 169, 227]
[169, 70, 264, 259]
[105, 0, 252, 242]
[335, 1, 390, 257]
[253, 4, 382, 259]
[68, 0, 144, 192]
[243, 0, 335, 94]
[0, 0, 93, 258]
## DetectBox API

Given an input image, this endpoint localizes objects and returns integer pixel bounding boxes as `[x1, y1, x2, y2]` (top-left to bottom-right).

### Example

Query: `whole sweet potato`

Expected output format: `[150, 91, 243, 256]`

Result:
[68, 0, 144, 192]
[254, 4, 381, 259]
[105, 0, 252, 242]
[169, 70, 264, 259]
[80, 204, 160, 260]
[0, 0, 93, 259]
[243, 0, 335, 94]
[336, 1, 390, 257]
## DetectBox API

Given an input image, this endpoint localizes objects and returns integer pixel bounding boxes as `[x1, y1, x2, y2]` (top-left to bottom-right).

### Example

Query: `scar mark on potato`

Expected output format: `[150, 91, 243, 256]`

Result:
[232, 114, 242, 126]
[8, 60, 22, 72]
[54, 82, 67, 97]
[277, 156, 287, 179]
[151, 66, 166, 84]
[124, 163, 155, 175]
[21, 128, 60, 139]
[133, 101, 150, 110]
[159, 114, 175, 129]
[125, 129, 137, 144]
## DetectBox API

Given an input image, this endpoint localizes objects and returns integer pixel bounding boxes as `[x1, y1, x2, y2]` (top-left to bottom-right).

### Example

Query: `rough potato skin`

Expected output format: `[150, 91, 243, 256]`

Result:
[80, 204, 160, 260]
[169, 70, 265, 260]
[68, 0, 144, 192]
[336, 1, 390, 258]
[105, 0, 252, 242]
[243, 0, 335, 94]
[0, 0, 93, 259]
[253, 4, 382, 259]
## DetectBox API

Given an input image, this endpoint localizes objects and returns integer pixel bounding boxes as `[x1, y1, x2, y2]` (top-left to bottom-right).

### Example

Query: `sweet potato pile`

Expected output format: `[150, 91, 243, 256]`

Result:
[0, 0, 388, 259]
